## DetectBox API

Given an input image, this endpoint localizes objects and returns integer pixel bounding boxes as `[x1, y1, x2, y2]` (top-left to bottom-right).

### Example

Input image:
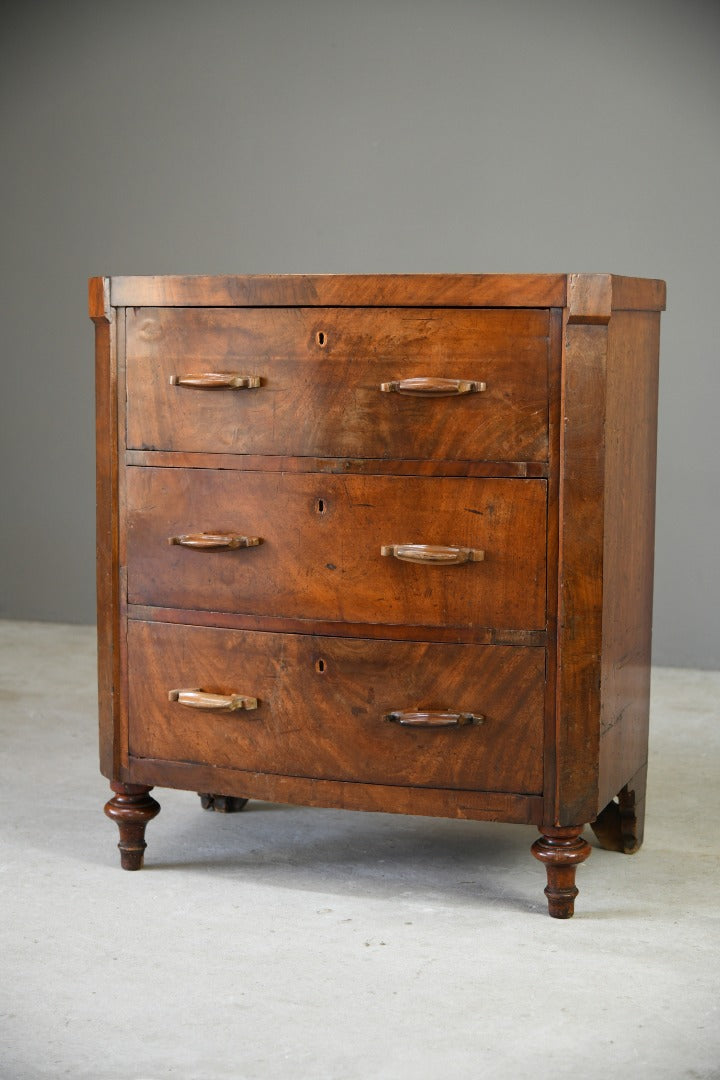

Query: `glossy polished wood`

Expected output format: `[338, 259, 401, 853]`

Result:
[111, 273, 569, 309]
[125, 450, 549, 478]
[92, 293, 120, 779]
[126, 307, 550, 462]
[531, 826, 592, 919]
[553, 321, 607, 824]
[125, 468, 547, 630]
[91, 272, 664, 916]
[126, 759, 543, 824]
[127, 605, 547, 647]
[127, 620, 546, 794]
[103, 782, 160, 870]
[553, 304, 660, 828]
[102, 273, 666, 312]
[597, 315, 660, 811]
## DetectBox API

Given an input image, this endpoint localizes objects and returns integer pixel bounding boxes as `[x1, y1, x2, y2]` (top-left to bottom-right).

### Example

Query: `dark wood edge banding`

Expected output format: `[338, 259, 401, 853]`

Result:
[125, 451, 549, 478]
[92, 274, 665, 314]
[95, 300, 119, 777]
[126, 605, 548, 647]
[108, 274, 567, 310]
[89, 276, 111, 322]
[122, 756, 545, 824]
[541, 308, 562, 827]
[568, 274, 666, 323]
[553, 314, 606, 824]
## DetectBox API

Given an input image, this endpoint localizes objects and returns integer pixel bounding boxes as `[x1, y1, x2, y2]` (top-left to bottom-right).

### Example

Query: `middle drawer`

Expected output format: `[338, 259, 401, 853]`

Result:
[126, 468, 547, 630]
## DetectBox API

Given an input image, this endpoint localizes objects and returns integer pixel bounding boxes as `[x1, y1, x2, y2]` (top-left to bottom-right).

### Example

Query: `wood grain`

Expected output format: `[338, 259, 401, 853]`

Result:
[128, 620, 545, 794]
[531, 826, 592, 918]
[104, 273, 666, 312]
[90, 272, 664, 913]
[126, 307, 550, 462]
[552, 305, 661, 826]
[88, 276, 110, 320]
[125, 451, 549, 478]
[596, 312, 660, 810]
[553, 320, 607, 825]
[541, 309, 563, 828]
[127, 606, 547, 647]
[104, 782, 160, 870]
[567, 274, 666, 323]
[111, 273, 567, 309]
[125, 757, 544, 825]
[125, 468, 547, 630]
[92, 295, 119, 779]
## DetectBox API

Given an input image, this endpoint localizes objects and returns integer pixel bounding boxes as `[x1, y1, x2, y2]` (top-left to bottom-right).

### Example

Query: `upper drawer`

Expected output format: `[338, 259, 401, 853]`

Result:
[126, 308, 549, 461]
[126, 468, 547, 631]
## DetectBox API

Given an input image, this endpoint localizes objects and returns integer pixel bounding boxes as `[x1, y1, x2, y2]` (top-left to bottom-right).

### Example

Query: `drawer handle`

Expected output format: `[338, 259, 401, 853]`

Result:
[379, 377, 486, 396]
[168, 533, 262, 550]
[170, 373, 262, 389]
[385, 710, 485, 727]
[168, 689, 258, 711]
[381, 543, 485, 565]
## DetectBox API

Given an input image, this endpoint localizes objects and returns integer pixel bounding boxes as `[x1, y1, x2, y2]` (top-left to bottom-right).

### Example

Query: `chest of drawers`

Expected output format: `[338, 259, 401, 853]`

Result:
[90, 273, 664, 918]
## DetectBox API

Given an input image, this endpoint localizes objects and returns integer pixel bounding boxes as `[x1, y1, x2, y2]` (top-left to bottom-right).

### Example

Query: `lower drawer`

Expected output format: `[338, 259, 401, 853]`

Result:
[127, 621, 545, 794]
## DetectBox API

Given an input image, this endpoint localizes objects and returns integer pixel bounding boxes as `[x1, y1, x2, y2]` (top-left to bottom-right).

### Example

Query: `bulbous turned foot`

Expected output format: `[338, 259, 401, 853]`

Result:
[531, 826, 592, 918]
[104, 782, 160, 870]
[198, 793, 249, 813]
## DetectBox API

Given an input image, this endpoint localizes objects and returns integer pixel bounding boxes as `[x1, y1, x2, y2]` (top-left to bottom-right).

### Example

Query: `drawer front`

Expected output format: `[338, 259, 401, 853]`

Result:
[126, 468, 547, 630]
[128, 621, 545, 794]
[126, 307, 549, 461]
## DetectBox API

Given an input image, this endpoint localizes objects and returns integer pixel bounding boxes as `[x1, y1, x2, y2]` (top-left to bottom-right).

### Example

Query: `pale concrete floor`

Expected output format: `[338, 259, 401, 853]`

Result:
[0, 620, 718, 1080]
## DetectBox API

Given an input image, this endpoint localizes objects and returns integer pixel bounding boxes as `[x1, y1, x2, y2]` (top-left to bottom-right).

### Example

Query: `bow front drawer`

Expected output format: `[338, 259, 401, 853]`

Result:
[126, 468, 547, 630]
[126, 307, 549, 461]
[127, 620, 545, 794]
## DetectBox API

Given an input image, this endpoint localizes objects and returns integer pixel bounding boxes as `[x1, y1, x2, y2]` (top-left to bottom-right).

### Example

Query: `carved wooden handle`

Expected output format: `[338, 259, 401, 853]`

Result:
[379, 377, 486, 396]
[170, 373, 261, 389]
[168, 689, 258, 711]
[380, 543, 485, 565]
[168, 533, 262, 550]
[385, 710, 484, 727]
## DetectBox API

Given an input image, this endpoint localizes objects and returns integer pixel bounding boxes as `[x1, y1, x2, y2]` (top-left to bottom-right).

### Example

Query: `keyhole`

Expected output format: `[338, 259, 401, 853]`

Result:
[316, 659, 326, 673]
[316, 498, 326, 514]
[316, 330, 327, 347]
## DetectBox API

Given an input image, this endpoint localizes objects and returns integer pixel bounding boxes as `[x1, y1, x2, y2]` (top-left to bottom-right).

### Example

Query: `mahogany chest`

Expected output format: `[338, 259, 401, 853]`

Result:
[90, 273, 664, 917]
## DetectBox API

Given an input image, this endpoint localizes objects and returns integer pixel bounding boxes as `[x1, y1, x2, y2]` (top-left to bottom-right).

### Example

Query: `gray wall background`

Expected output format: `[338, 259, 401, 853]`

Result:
[1, 0, 719, 668]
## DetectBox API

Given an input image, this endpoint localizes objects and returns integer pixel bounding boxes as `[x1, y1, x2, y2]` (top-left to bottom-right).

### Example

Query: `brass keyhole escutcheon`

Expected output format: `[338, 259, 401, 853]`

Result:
[316, 330, 327, 347]
[316, 498, 326, 514]
[315, 658, 326, 674]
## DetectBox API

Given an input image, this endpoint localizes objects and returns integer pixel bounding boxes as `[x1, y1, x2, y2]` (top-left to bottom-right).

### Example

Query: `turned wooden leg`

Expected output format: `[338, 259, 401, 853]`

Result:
[531, 826, 592, 919]
[198, 793, 249, 813]
[590, 764, 647, 854]
[104, 782, 160, 870]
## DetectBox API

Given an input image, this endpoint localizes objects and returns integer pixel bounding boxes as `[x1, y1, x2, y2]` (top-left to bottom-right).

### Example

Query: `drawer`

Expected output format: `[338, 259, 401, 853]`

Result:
[126, 468, 547, 630]
[127, 621, 545, 794]
[126, 307, 549, 461]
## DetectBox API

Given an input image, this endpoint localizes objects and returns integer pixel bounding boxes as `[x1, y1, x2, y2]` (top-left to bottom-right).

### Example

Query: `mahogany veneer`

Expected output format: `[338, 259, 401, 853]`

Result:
[91, 273, 664, 917]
